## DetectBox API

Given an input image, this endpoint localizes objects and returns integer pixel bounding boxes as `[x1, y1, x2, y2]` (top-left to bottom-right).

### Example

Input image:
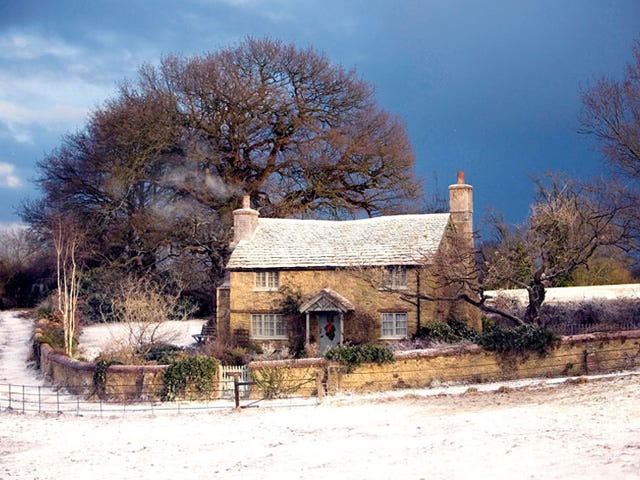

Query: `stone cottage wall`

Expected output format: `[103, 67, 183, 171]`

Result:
[228, 268, 439, 345]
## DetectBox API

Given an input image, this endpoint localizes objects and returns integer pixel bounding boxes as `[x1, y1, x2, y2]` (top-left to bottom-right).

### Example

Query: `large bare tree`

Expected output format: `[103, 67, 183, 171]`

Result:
[580, 39, 640, 240]
[412, 176, 634, 326]
[23, 37, 422, 315]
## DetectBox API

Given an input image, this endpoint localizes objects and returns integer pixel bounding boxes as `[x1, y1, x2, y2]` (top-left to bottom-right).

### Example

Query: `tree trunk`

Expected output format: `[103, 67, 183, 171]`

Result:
[524, 278, 546, 325]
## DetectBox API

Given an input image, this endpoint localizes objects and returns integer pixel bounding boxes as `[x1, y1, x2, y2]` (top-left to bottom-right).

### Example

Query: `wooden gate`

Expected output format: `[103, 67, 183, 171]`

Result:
[220, 365, 250, 399]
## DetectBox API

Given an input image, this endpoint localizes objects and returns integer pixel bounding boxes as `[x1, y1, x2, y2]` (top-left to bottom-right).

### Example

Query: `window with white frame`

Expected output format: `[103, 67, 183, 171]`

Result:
[381, 312, 408, 339]
[254, 271, 279, 290]
[381, 266, 407, 289]
[251, 313, 287, 339]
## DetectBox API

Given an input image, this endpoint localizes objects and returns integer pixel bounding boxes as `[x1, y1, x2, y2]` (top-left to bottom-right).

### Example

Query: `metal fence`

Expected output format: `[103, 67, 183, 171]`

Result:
[548, 321, 640, 336]
[0, 380, 319, 416]
[0, 363, 319, 415]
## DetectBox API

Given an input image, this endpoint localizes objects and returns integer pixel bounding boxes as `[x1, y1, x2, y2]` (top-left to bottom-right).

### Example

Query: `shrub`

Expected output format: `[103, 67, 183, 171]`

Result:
[325, 343, 395, 373]
[251, 366, 311, 399]
[413, 319, 478, 344]
[478, 324, 560, 357]
[161, 355, 219, 401]
[92, 357, 123, 397]
[142, 343, 183, 363]
[36, 321, 78, 354]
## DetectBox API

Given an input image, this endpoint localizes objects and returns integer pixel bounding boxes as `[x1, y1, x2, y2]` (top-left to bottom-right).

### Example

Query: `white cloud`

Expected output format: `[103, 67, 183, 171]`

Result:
[0, 162, 22, 188]
[0, 32, 81, 61]
[0, 70, 110, 143]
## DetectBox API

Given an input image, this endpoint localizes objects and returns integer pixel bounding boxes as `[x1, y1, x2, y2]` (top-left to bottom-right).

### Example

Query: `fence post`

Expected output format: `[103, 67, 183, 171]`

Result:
[315, 371, 324, 402]
[234, 376, 240, 409]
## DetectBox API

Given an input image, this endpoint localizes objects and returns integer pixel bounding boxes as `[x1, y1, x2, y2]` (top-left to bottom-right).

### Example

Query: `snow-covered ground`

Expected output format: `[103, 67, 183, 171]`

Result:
[1, 310, 639, 479]
[1, 373, 639, 479]
[78, 319, 207, 361]
[0, 310, 43, 386]
[486, 283, 640, 304]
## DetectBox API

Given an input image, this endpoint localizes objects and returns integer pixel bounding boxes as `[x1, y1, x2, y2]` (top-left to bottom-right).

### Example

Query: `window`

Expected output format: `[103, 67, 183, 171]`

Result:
[382, 266, 407, 289]
[381, 312, 408, 339]
[254, 271, 279, 290]
[251, 313, 287, 339]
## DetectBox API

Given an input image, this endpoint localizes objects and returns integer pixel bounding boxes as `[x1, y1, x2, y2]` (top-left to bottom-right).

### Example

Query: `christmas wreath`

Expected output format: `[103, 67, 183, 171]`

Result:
[325, 321, 336, 340]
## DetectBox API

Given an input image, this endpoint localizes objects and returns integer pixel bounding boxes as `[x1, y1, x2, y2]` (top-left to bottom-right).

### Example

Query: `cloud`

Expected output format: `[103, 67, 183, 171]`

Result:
[0, 66, 112, 144]
[0, 162, 22, 188]
[0, 32, 81, 61]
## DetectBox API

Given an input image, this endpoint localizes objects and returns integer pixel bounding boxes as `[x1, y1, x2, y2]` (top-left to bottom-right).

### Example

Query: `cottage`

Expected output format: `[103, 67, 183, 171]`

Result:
[216, 172, 478, 354]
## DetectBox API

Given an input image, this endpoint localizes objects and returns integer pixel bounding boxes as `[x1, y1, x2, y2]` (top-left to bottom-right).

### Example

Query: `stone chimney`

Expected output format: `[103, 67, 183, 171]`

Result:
[232, 195, 259, 246]
[448, 171, 473, 249]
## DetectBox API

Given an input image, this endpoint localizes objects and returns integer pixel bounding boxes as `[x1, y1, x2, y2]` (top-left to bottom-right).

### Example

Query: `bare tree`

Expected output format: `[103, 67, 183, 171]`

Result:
[23, 37, 422, 315]
[580, 39, 640, 241]
[95, 274, 197, 361]
[51, 216, 85, 357]
[407, 176, 634, 326]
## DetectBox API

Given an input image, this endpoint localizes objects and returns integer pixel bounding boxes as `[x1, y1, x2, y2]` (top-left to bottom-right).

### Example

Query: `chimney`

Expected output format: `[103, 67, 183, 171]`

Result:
[232, 195, 259, 246]
[448, 171, 473, 248]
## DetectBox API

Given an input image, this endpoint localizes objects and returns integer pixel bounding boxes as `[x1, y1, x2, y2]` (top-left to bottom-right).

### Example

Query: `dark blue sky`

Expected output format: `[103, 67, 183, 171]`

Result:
[0, 0, 638, 233]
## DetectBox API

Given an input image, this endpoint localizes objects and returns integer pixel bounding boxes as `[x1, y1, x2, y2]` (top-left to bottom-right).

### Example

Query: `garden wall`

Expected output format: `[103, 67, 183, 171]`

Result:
[36, 330, 640, 402]
[38, 343, 167, 401]
[249, 330, 640, 398]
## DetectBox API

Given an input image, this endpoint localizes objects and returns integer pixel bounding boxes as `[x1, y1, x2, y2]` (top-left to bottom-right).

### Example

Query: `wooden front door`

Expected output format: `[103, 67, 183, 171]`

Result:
[318, 312, 340, 355]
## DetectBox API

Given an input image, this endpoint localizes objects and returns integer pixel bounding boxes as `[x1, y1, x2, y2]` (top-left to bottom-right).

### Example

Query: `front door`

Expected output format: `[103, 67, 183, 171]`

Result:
[318, 313, 341, 355]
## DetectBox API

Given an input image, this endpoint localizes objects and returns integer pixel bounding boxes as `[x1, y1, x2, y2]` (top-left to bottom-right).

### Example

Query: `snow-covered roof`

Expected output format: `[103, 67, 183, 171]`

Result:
[226, 213, 450, 270]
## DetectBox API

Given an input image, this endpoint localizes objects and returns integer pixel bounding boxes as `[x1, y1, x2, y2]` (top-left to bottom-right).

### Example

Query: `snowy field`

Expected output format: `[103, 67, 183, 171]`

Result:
[486, 283, 640, 304]
[1, 311, 640, 479]
[78, 318, 207, 361]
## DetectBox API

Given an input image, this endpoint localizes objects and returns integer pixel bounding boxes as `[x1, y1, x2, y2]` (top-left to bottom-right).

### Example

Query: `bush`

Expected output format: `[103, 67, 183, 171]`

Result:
[251, 366, 310, 399]
[36, 321, 78, 354]
[325, 343, 395, 373]
[92, 357, 123, 397]
[478, 324, 560, 357]
[162, 355, 219, 401]
[142, 343, 183, 363]
[413, 318, 478, 344]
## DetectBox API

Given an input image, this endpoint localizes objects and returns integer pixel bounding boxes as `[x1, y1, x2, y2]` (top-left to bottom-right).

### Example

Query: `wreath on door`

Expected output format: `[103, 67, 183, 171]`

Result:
[325, 320, 336, 340]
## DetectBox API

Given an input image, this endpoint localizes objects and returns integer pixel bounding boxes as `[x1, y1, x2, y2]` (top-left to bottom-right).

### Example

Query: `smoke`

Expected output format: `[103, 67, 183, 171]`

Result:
[161, 167, 242, 200]
[204, 170, 242, 199]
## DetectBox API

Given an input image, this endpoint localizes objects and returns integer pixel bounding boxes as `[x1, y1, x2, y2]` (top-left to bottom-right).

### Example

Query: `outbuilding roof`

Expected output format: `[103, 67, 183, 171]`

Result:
[226, 213, 450, 270]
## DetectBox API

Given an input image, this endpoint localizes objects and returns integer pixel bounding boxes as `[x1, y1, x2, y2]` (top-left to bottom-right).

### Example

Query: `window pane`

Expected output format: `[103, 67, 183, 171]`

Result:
[251, 314, 262, 337]
[275, 315, 286, 336]
[396, 313, 408, 336]
[382, 313, 394, 336]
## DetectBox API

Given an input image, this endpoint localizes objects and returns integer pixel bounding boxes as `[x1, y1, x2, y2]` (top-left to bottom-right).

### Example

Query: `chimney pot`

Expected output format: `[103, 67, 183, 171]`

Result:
[242, 195, 250, 209]
[457, 171, 465, 184]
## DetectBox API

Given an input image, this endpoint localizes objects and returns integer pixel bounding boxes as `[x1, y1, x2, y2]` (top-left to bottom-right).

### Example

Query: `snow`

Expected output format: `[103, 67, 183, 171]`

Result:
[78, 319, 207, 361]
[0, 310, 43, 386]
[1, 310, 640, 479]
[486, 283, 640, 304]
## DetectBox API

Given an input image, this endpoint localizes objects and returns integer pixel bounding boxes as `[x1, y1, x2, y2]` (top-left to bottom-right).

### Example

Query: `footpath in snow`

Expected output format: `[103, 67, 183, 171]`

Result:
[0, 310, 43, 386]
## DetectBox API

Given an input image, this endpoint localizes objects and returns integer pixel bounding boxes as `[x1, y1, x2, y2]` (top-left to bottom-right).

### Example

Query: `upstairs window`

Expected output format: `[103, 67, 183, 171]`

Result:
[255, 271, 279, 290]
[381, 312, 408, 339]
[381, 266, 407, 290]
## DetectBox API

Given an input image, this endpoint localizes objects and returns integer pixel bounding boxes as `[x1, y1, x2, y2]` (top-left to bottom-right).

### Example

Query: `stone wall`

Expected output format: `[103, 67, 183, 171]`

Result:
[38, 342, 167, 401]
[248, 330, 640, 398]
[35, 327, 640, 402]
